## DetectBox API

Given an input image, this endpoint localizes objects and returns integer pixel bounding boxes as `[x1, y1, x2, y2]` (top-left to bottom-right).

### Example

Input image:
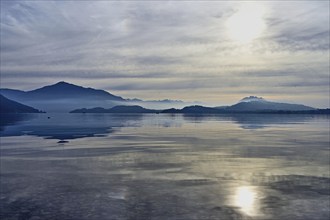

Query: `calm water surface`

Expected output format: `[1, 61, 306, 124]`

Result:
[0, 113, 329, 220]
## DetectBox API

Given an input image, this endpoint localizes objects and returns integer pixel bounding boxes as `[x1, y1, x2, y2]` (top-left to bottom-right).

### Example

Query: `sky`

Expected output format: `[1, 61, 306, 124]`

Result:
[0, 1, 329, 108]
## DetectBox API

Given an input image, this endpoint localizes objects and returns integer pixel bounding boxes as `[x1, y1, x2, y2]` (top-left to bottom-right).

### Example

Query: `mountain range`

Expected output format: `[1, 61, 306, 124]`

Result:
[71, 104, 327, 114]
[0, 81, 196, 112]
[70, 105, 157, 114]
[1, 81, 124, 101]
[70, 95, 317, 113]
[0, 82, 327, 114]
[0, 81, 126, 112]
[224, 96, 314, 112]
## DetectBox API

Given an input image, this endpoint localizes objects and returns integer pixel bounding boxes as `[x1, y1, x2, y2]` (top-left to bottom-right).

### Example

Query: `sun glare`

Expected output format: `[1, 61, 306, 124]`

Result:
[234, 186, 257, 216]
[226, 3, 266, 43]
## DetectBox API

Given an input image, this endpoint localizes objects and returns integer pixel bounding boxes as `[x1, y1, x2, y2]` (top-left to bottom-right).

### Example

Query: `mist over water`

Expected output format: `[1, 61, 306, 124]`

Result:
[1, 113, 329, 220]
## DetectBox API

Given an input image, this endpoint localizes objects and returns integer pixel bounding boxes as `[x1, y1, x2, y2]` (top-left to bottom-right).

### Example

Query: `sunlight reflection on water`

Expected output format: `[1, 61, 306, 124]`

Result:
[234, 186, 258, 216]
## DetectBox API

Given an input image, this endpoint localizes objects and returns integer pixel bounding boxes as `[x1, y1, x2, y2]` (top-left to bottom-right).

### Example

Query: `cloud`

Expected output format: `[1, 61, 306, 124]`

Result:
[0, 1, 329, 108]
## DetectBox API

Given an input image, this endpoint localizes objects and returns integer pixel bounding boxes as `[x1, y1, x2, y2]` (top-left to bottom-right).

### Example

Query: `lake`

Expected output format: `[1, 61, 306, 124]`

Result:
[0, 113, 329, 220]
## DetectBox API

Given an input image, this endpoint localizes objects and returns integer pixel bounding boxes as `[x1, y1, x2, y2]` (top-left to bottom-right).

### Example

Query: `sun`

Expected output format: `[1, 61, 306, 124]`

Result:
[226, 3, 266, 43]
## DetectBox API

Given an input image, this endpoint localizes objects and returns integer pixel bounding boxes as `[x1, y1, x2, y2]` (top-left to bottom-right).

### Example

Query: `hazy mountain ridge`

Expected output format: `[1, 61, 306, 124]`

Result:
[0, 82, 126, 112]
[0, 82, 192, 112]
[1, 82, 326, 114]
[180, 105, 220, 114]
[69, 96, 326, 114]
[70, 105, 157, 113]
[1, 81, 125, 101]
[70, 104, 329, 114]
[158, 96, 317, 113]
[0, 88, 27, 98]
[227, 100, 315, 112]
[0, 95, 42, 113]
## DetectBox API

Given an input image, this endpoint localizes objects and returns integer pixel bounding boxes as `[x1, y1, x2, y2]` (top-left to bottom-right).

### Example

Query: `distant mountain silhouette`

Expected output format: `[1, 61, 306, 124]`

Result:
[0, 94, 41, 113]
[181, 105, 220, 114]
[161, 108, 182, 113]
[70, 105, 158, 113]
[70, 95, 328, 114]
[0, 88, 26, 99]
[226, 96, 315, 112]
[161, 106, 220, 114]
[109, 105, 157, 113]
[0, 82, 194, 112]
[72, 103, 327, 114]
[0, 82, 323, 114]
[1, 81, 124, 101]
[213, 106, 229, 110]
[0, 81, 126, 112]
[125, 98, 197, 110]
[177, 97, 317, 113]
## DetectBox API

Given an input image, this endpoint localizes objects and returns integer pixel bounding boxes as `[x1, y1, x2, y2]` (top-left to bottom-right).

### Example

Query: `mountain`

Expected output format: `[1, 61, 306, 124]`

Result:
[181, 105, 220, 114]
[70, 105, 158, 113]
[214, 106, 229, 110]
[0, 88, 27, 99]
[70, 96, 322, 114]
[1, 81, 124, 101]
[159, 96, 320, 114]
[0, 82, 320, 113]
[226, 96, 315, 112]
[108, 105, 157, 113]
[161, 108, 182, 113]
[70, 104, 328, 115]
[161, 106, 221, 114]
[0, 81, 193, 112]
[71, 105, 220, 114]
[125, 98, 199, 110]
[0, 81, 126, 112]
[0, 94, 42, 113]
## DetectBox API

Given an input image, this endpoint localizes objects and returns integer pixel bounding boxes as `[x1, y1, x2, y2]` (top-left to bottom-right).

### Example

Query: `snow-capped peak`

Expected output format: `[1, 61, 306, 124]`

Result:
[239, 96, 266, 103]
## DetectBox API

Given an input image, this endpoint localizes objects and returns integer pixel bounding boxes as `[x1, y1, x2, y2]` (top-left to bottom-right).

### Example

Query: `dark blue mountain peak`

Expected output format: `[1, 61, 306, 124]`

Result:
[53, 81, 77, 87]
[52, 81, 96, 90]
[56, 81, 70, 84]
[26, 81, 125, 101]
[31, 81, 85, 92]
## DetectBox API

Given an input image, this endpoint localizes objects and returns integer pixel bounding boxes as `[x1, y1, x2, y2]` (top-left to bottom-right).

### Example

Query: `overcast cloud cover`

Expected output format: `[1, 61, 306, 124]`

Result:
[0, 1, 329, 107]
